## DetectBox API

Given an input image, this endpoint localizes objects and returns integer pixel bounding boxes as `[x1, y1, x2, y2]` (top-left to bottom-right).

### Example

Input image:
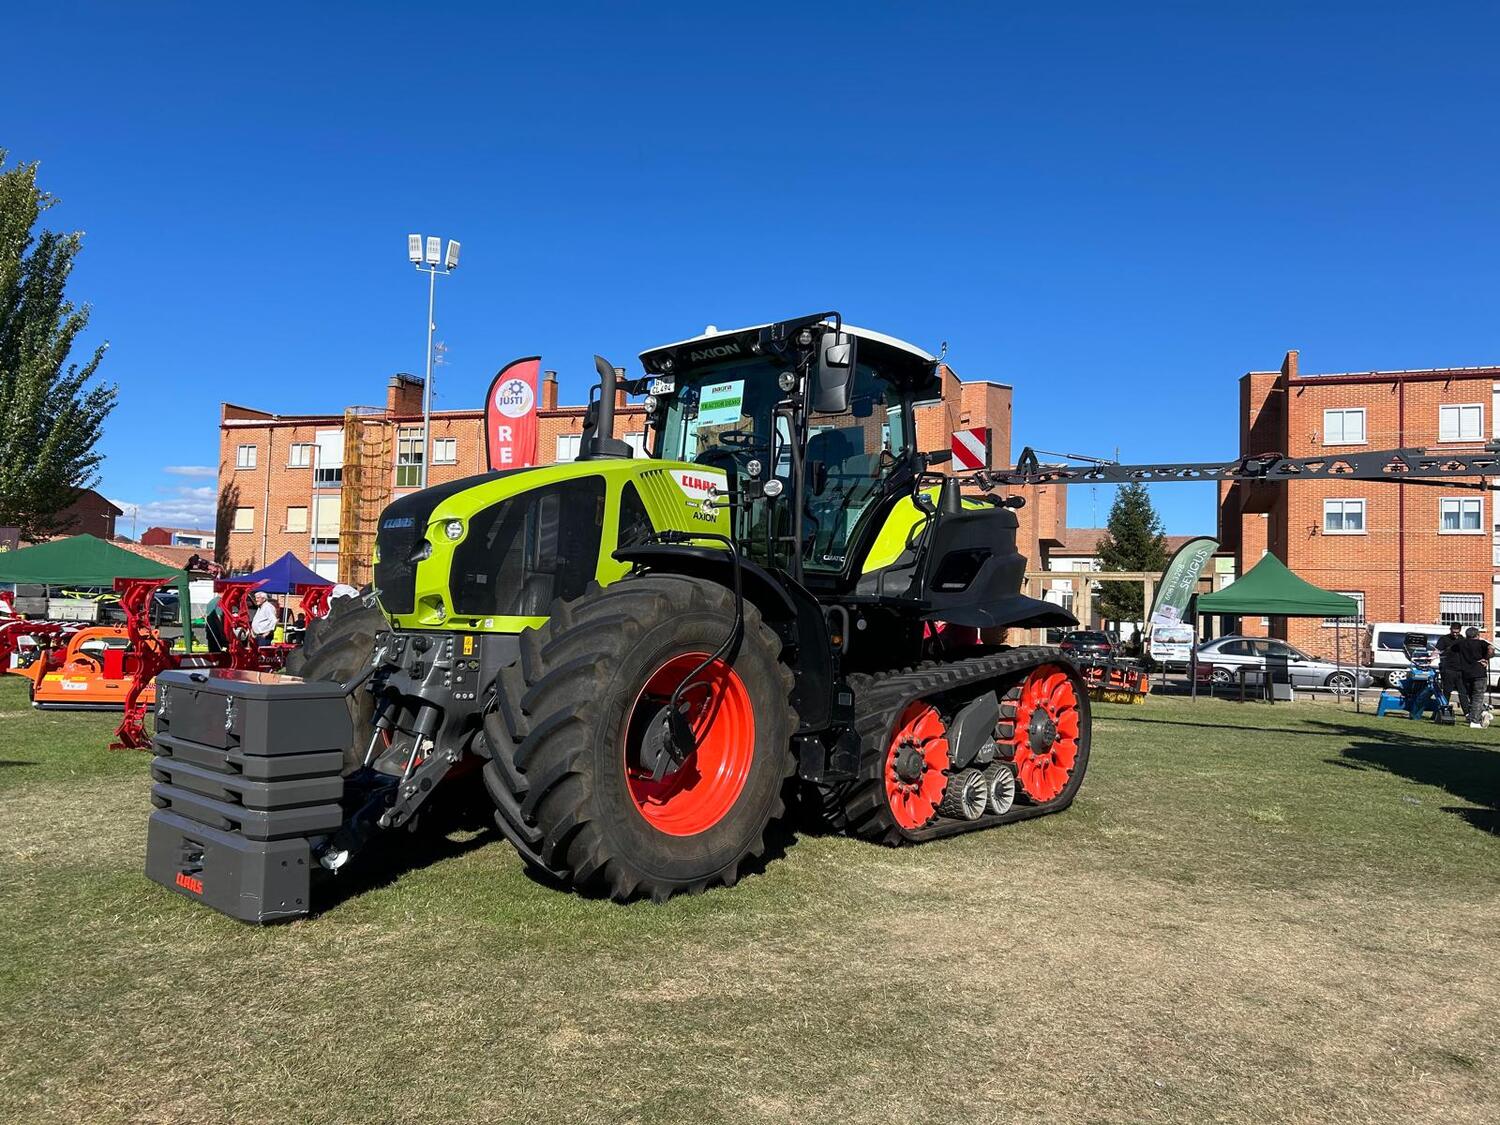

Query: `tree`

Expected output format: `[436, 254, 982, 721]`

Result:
[1095, 482, 1168, 622]
[214, 480, 239, 569]
[0, 152, 117, 539]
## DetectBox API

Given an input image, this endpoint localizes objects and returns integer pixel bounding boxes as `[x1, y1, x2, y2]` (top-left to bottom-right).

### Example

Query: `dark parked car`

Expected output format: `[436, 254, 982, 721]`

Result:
[1058, 630, 1114, 658]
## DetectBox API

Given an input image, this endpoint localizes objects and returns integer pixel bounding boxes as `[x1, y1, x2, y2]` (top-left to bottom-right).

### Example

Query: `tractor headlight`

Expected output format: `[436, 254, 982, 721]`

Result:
[777, 370, 797, 392]
[746, 459, 763, 477]
[644, 394, 659, 414]
[443, 519, 464, 541]
[763, 479, 785, 498]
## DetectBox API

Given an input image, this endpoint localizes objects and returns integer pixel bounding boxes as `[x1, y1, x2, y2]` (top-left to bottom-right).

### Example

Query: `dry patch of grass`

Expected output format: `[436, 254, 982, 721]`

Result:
[0, 678, 1496, 1123]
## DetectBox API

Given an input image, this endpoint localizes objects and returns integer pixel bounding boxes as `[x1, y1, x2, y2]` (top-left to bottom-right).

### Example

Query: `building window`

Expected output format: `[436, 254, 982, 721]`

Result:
[1323, 498, 1366, 534]
[1322, 591, 1364, 627]
[1440, 496, 1483, 533]
[396, 427, 425, 488]
[432, 437, 457, 464]
[286, 506, 308, 534]
[288, 443, 313, 468]
[625, 432, 648, 458]
[235, 444, 257, 469]
[232, 506, 255, 532]
[1439, 404, 1483, 442]
[312, 495, 341, 548]
[1439, 593, 1483, 628]
[555, 433, 582, 462]
[1322, 408, 1366, 445]
[313, 430, 343, 487]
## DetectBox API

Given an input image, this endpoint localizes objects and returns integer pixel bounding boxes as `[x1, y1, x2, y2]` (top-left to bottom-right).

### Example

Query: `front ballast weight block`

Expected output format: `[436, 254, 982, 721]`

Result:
[145, 668, 356, 923]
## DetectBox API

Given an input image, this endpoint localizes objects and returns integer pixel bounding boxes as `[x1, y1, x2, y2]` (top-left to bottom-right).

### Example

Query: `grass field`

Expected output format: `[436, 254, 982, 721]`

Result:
[0, 675, 1496, 1124]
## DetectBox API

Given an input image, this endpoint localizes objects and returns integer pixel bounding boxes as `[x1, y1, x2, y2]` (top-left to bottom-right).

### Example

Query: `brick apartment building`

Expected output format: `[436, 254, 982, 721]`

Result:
[217, 363, 1062, 585]
[1220, 350, 1499, 654]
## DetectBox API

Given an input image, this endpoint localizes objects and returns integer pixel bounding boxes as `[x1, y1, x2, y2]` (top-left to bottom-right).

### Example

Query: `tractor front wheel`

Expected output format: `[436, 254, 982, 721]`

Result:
[282, 593, 386, 774]
[485, 575, 797, 902]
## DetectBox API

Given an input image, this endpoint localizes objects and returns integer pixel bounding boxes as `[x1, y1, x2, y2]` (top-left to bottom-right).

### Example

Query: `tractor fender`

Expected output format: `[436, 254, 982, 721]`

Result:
[613, 544, 835, 732]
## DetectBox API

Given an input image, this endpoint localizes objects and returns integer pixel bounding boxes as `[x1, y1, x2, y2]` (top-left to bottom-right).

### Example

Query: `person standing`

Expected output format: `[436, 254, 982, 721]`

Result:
[1435, 622, 1465, 717]
[1454, 627, 1493, 729]
[251, 591, 278, 648]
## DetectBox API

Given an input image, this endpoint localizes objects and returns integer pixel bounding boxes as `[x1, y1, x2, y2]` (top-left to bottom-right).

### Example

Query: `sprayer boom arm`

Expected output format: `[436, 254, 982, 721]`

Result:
[980, 443, 1500, 491]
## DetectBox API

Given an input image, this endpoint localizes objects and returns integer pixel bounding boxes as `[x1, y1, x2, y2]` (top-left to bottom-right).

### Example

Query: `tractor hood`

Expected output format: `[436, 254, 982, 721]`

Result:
[372, 459, 730, 632]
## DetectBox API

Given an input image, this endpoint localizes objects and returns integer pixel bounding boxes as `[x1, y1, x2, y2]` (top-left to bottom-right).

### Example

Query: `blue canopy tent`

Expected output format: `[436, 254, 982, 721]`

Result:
[234, 552, 333, 595]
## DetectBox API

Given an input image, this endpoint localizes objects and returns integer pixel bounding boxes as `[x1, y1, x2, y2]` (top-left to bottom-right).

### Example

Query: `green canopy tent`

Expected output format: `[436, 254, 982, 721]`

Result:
[1195, 553, 1361, 705]
[0, 534, 192, 644]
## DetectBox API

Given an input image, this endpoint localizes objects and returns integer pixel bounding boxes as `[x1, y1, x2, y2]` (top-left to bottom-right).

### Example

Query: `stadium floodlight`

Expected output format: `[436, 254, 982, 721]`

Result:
[407, 232, 463, 487]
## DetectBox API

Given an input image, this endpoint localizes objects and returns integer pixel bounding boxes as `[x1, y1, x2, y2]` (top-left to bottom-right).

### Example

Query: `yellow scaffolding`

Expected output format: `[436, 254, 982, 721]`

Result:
[338, 409, 393, 586]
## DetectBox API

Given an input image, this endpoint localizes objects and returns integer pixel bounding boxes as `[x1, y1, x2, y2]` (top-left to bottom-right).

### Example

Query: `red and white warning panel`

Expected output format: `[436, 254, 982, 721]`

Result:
[951, 427, 990, 471]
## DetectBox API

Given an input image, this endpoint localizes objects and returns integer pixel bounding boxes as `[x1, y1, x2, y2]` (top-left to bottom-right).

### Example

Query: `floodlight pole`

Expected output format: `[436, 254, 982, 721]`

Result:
[408, 235, 460, 489]
[421, 266, 437, 488]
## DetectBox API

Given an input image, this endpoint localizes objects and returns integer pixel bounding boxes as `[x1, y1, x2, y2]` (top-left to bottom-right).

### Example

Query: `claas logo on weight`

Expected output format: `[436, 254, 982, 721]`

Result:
[175, 872, 204, 896]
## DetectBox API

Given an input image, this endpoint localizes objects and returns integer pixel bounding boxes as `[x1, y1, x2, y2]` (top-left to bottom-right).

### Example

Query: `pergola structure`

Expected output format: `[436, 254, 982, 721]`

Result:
[1021, 570, 1165, 639]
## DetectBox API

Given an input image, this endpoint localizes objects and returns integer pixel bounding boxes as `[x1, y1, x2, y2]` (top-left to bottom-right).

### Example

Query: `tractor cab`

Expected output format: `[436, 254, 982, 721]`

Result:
[638, 320, 942, 586]
[637, 317, 1072, 639]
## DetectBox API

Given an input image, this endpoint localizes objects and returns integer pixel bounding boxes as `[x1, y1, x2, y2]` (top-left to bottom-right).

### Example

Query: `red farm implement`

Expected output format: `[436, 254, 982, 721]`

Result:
[109, 577, 292, 749]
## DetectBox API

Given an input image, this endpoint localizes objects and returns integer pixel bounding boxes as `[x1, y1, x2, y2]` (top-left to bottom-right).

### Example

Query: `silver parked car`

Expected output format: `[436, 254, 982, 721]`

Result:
[1195, 635, 1373, 696]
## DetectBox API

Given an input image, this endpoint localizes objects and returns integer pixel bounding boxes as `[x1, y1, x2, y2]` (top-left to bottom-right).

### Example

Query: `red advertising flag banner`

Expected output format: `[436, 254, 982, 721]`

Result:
[485, 356, 541, 470]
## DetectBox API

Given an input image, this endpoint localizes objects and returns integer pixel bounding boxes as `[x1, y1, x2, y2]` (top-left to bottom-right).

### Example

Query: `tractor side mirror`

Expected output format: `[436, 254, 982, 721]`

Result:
[812, 331, 858, 414]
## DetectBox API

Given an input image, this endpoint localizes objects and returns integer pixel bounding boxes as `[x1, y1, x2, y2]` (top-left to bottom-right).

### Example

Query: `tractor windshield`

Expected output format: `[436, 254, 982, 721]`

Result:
[655, 359, 909, 573]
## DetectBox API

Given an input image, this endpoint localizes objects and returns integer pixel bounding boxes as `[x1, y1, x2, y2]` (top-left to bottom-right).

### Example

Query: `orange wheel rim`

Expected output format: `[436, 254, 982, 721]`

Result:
[1010, 664, 1080, 802]
[883, 701, 949, 829]
[624, 652, 755, 837]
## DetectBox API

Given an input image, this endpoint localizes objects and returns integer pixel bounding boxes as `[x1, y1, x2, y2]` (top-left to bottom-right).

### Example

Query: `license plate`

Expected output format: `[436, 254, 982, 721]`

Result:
[648, 377, 675, 397]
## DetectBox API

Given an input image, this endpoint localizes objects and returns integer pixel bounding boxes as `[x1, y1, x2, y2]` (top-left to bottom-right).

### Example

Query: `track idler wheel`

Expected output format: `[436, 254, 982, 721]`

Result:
[1004, 664, 1082, 803]
[938, 767, 987, 820]
[981, 760, 1016, 815]
[882, 702, 949, 830]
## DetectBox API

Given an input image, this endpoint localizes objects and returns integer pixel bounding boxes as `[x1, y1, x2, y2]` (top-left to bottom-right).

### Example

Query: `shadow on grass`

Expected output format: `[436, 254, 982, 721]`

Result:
[309, 788, 501, 915]
[530, 805, 805, 901]
[1307, 719, 1499, 835]
[0, 760, 35, 768]
[1099, 714, 1324, 738]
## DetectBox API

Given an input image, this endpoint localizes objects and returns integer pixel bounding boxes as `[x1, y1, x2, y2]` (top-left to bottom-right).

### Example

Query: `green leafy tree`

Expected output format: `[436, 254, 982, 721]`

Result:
[1095, 482, 1168, 621]
[0, 152, 116, 539]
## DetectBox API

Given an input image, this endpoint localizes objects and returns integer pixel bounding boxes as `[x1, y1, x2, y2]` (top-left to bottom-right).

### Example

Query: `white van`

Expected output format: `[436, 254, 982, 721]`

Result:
[1363, 622, 1500, 687]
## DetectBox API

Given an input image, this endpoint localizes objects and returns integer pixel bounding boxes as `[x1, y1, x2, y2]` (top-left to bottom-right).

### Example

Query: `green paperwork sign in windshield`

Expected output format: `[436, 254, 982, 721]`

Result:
[697, 380, 744, 427]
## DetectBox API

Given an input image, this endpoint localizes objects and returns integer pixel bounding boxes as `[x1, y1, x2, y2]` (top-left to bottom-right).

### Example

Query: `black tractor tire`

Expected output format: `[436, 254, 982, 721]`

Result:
[283, 594, 386, 774]
[484, 575, 797, 902]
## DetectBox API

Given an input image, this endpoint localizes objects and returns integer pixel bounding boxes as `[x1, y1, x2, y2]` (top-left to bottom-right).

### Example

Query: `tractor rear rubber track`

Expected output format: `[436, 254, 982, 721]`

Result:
[836, 646, 1091, 845]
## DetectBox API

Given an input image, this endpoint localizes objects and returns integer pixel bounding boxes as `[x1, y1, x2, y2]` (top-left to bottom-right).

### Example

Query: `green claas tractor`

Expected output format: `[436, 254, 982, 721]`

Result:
[147, 313, 1085, 919]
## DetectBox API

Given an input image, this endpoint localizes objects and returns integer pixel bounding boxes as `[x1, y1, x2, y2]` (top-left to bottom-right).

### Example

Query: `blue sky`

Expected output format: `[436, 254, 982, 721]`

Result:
[7, 1, 1498, 535]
